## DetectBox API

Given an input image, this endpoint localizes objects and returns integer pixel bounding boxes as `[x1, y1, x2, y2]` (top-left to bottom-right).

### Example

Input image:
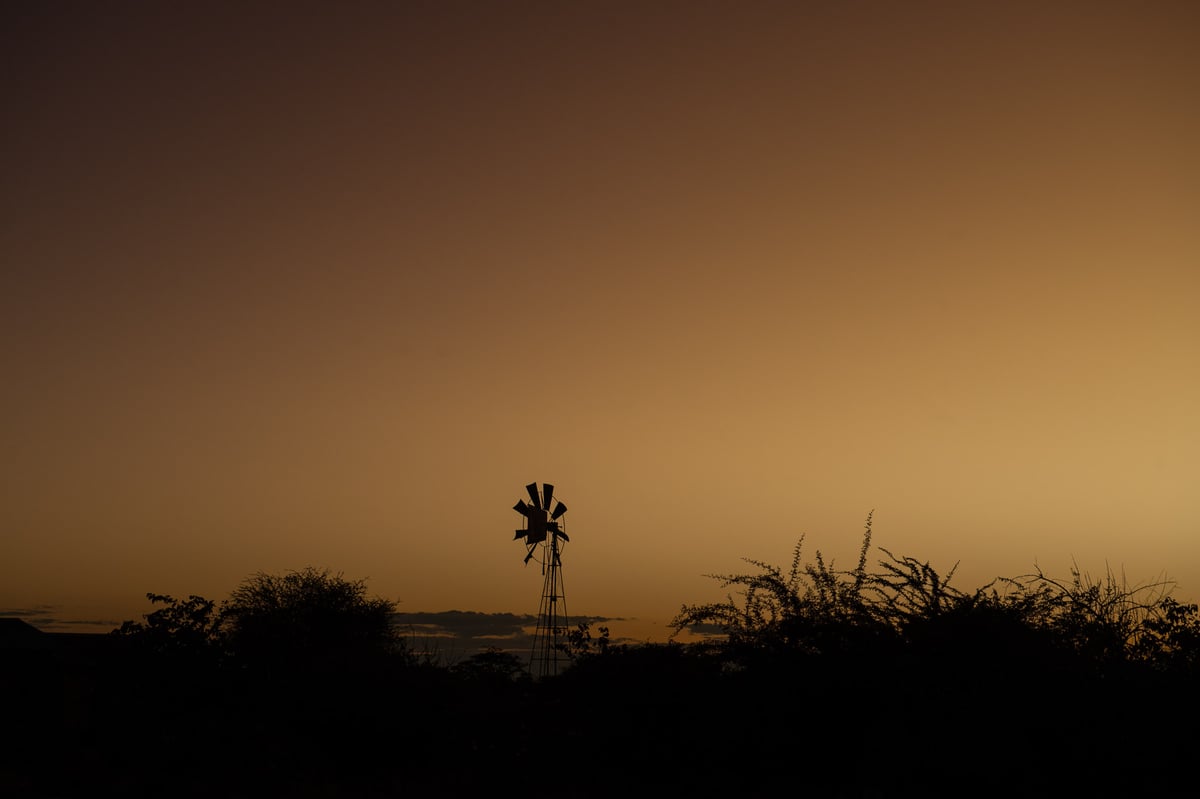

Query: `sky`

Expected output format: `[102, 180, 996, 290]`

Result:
[3, 1, 1198, 650]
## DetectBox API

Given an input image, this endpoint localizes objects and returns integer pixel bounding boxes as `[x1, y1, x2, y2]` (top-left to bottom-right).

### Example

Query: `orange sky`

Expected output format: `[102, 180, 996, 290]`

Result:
[3, 1, 1198, 643]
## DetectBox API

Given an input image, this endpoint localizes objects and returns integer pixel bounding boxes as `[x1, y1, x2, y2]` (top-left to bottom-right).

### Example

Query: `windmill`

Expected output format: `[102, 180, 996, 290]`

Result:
[513, 481, 569, 679]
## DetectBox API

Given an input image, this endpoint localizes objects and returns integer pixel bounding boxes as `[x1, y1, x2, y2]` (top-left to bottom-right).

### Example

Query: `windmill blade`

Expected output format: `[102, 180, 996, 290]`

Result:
[526, 483, 541, 508]
[513, 500, 531, 517]
[556, 530, 569, 542]
[514, 529, 527, 540]
[541, 483, 554, 510]
[550, 501, 567, 520]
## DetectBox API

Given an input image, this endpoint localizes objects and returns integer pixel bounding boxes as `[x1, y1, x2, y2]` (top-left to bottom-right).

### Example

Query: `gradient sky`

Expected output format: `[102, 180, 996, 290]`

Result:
[3, 1, 1198, 644]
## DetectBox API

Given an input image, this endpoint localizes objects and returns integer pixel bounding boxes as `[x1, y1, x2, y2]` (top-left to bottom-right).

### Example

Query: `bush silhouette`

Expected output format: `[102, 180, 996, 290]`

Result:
[670, 512, 1194, 672]
[660, 515, 1200, 794]
[219, 567, 404, 673]
[15, 534, 1200, 797]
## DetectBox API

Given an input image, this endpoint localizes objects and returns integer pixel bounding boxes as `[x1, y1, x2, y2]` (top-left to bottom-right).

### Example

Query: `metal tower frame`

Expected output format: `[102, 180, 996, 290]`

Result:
[529, 531, 568, 679]
[512, 482, 570, 679]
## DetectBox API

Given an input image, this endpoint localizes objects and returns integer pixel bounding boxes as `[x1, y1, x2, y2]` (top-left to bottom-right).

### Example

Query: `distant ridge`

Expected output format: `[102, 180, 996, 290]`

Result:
[0, 617, 49, 650]
[0, 617, 111, 653]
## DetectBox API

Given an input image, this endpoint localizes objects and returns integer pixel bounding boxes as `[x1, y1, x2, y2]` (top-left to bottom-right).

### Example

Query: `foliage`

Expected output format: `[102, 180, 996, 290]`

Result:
[671, 513, 1195, 675]
[219, 567, 404, 671]
[112, 592, 221, 662]
[450, 646, 529, 683]
[113, 567, 408, 678]
[869, 546, 966, 623]
[921, 560, 1181, 675]
[670, 511, 892, 659]
[31, 542, 1200, 796]
[565, 621, 614, 658]
[1130, 597, 1200, 674]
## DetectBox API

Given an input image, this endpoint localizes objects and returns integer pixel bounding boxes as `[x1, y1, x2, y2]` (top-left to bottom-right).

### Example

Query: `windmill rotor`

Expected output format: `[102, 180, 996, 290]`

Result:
[513, 482, 568, 563]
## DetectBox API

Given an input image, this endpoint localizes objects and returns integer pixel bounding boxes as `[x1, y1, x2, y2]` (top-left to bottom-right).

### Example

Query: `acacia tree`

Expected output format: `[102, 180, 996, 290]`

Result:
[219, 567, 405, 673]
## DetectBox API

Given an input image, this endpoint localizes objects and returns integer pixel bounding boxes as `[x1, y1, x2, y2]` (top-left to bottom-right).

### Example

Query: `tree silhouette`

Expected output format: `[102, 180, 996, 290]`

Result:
[450, 645, 529, 683]
[23, 541, 1200, 797]
[219, 566, 404, 673]
[113, 592, 221, 662]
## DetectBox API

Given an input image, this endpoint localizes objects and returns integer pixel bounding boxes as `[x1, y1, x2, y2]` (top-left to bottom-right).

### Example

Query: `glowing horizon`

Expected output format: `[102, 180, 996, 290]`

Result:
[3, 2, 1197, 641]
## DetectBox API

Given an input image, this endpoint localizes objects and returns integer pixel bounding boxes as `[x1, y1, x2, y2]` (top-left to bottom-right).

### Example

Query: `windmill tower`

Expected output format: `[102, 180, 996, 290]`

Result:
[512, 482, 569, 679]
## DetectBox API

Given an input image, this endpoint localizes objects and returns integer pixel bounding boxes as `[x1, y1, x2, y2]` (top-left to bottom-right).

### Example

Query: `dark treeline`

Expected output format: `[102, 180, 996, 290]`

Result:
[4, 520, 1199, 797]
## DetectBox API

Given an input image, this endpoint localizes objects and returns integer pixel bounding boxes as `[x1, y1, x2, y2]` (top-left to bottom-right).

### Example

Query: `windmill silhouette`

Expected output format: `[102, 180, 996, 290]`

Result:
[513, 481, 569, 678]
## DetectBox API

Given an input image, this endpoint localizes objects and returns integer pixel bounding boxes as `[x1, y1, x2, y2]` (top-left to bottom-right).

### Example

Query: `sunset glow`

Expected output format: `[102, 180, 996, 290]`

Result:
[3, 2, 1197, 645]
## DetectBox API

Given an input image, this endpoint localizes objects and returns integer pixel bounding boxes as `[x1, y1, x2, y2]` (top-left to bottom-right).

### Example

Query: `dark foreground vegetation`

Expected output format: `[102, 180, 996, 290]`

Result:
[4, 519, 1199, 797]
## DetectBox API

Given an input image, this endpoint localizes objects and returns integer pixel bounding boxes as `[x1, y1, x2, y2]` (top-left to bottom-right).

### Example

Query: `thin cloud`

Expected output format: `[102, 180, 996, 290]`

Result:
[391, 610, 631, 662]
[393, 610, 533, 640]
[0, 607, 120, 632]
[0, 606, 59, 626]
[0, 608, 51, 618]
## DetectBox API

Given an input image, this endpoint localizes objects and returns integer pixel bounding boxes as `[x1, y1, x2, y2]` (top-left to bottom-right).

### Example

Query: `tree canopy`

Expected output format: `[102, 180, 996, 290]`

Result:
[114, 567, 406, 676]
[219, 567, 402, 670]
